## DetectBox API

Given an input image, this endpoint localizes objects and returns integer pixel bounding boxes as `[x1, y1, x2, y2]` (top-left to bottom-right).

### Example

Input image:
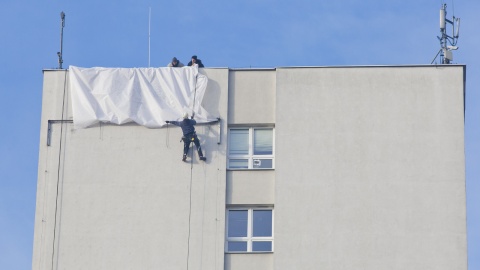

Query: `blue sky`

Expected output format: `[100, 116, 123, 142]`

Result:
[0, 0, 478, 269]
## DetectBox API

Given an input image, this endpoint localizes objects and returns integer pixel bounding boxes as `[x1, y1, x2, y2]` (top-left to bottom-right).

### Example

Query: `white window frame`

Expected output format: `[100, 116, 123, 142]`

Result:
[227, 127, 275, 170]
[225, 207, 274, 253]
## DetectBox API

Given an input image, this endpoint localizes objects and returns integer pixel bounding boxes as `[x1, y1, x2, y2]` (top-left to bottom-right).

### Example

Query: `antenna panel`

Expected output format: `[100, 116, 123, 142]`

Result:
[440, 8, 446, 29]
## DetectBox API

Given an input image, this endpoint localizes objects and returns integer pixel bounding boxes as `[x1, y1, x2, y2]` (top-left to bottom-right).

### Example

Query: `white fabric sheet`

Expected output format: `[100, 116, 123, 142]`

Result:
[69, 66, 215, 129]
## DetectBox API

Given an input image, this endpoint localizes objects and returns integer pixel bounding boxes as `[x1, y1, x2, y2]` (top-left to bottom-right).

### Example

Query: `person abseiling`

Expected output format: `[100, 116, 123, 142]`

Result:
[166, 112, 206, 162]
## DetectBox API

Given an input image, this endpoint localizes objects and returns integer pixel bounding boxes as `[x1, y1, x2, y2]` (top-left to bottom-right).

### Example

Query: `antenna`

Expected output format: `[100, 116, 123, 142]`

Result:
[431, 3, 460, 64]
[57, 11, 65, 69]
[148, 7, 151, 67]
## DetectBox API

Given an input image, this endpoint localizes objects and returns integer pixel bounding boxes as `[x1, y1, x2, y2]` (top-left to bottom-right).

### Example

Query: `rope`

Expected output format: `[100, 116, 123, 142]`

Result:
[200, 149, 208, 270]
[51, 70, 68, 270]
[165, 123, 170, 148]
[185, 70, 201, 269]
[191, 74, 198, 118]
[186, 139, 194, 270]
[185, 125, 217, 269]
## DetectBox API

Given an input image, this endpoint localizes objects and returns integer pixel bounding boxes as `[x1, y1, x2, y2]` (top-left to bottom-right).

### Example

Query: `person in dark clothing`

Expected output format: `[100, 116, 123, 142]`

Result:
[187, 55, 204, 67]
[166, 112, 206, 162]
[167, 57, 184, 67]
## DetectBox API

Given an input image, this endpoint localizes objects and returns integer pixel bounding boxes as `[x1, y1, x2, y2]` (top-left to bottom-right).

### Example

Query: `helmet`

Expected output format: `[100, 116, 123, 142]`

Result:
[182, 112, 189, 119]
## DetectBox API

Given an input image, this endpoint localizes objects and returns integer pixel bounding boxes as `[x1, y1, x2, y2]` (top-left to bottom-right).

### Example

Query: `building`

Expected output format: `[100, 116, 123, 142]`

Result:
[32, 65, 467, 270]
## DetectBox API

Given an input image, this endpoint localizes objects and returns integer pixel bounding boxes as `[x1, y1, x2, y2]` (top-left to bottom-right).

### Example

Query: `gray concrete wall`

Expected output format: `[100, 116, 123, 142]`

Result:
[225, 253, 273, 270]
[33, 70, 71, 270]
[32, 68, 229, 270]
[228, 70, 275, 124]
[33, 66, 467, 270]
[225, 69, 276, 207]
[227, 69, 276, 209]
[274, 66, 466, 270]
[225, 69, 276, 270]
[226, 170, 275, 205]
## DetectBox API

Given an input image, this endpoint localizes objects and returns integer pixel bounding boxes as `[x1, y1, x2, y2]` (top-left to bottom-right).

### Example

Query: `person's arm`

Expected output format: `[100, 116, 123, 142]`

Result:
[166, 120, 180, 126]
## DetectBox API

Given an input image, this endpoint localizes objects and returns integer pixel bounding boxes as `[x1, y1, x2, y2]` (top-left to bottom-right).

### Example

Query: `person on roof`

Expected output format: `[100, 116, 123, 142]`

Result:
[187, 55, 204, 67]
[166, 112, 206, 162]
[167, 57, 184, 67]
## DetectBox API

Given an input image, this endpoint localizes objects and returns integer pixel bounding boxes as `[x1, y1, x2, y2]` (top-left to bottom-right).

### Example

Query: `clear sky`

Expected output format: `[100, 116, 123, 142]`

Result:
[0, 0, 478, 269]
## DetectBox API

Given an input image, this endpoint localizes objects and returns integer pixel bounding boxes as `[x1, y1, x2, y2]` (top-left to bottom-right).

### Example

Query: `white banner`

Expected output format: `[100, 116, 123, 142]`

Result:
[69, 66, 214, 129]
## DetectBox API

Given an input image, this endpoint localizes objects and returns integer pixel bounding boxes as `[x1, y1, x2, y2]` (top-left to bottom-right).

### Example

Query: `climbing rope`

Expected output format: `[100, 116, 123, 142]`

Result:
[51, 70, 68, 270]
[186, 138, 195, 270]
[191, 73, 198, 118]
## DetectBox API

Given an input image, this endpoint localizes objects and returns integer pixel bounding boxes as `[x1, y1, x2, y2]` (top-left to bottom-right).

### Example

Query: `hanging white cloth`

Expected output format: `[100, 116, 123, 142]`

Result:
[69, 66, 214, 129]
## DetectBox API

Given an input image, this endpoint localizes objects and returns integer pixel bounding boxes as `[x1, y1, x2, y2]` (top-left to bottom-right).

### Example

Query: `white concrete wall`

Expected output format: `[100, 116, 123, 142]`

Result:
[274, 66, 466, 270]
[32, 68, 229, 270]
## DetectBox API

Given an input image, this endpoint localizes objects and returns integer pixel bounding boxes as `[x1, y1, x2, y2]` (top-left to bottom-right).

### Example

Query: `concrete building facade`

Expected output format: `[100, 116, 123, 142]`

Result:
[32, 65, 467, 270]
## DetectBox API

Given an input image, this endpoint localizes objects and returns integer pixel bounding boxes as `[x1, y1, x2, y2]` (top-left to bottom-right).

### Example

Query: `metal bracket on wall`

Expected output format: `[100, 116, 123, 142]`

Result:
[47, 120, 73, 146]
[46, 118, 220, 145]
[217, 117, 221, 145]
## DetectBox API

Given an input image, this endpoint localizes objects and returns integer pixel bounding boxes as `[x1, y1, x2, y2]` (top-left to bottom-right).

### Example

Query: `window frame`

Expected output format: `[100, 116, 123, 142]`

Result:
[227, 127, 275, 170]
[225, 207, 274, 253]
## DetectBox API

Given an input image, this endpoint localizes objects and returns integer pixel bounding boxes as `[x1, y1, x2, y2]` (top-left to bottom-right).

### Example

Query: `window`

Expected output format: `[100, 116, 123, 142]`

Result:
[226, 208, 274, 253]
[228, 128, 274, 169]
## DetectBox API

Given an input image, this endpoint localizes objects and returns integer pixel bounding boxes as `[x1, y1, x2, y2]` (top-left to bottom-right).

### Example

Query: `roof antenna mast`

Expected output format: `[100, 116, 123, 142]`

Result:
[431, 3, 460, 64]
[57, 11, 65, 69]
[148, 7, 151, 67]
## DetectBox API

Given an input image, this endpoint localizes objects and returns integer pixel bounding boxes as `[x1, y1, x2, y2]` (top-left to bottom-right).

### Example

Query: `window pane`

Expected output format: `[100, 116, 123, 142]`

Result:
[228, 159, 248, 169]
[229, 129, 249, 155]
[254, 129, 273, 155]
[252, 241, 272, 252]
[252, 210, 272, 237]
[253, 159, 273, 169]
[228, 210, 248, 237]
[227, 241, 248, 252]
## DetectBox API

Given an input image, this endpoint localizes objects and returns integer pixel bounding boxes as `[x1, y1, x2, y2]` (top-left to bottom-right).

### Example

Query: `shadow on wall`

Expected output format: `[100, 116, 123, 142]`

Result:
[202, 78, 222, 119]
[200, 77, 226, 158]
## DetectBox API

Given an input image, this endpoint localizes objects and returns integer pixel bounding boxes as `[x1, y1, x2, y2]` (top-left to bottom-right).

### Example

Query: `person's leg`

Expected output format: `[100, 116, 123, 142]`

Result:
[182, 138, 190, 161]
[193, 136, 206, 161]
